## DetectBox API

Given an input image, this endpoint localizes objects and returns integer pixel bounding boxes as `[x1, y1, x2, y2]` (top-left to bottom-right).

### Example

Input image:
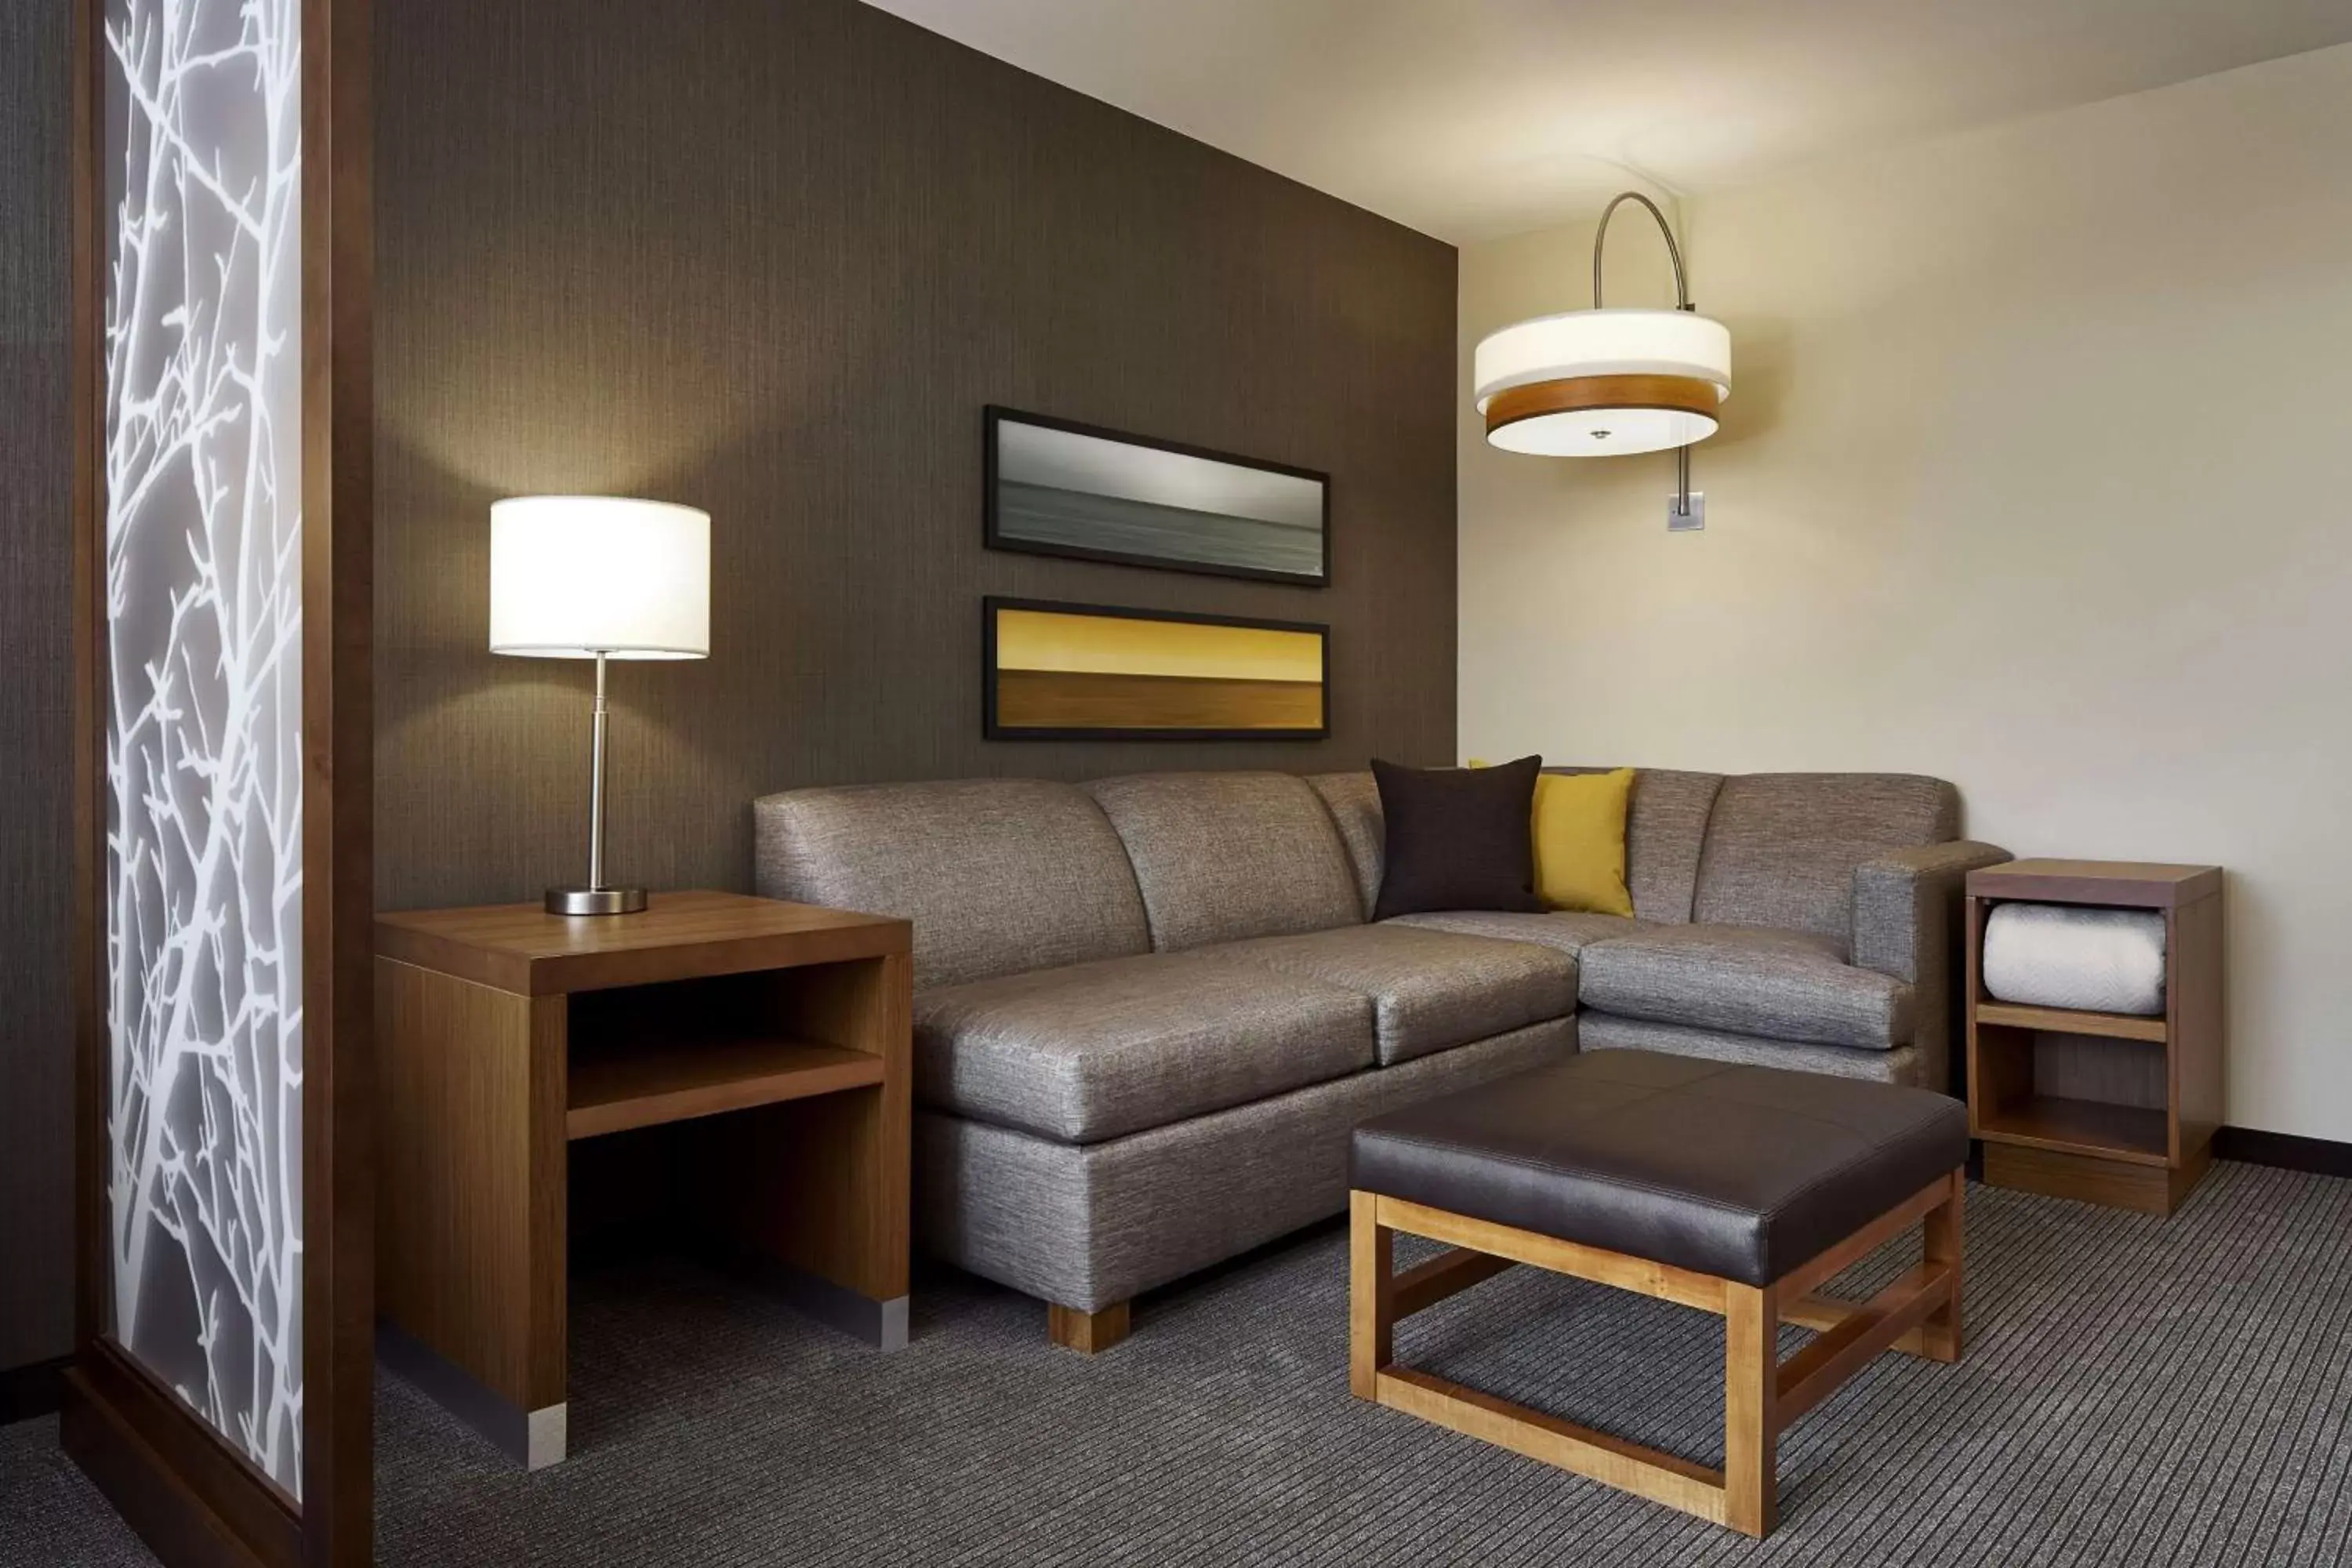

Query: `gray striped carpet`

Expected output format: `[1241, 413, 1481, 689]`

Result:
[5, 1160, 2350, 1566]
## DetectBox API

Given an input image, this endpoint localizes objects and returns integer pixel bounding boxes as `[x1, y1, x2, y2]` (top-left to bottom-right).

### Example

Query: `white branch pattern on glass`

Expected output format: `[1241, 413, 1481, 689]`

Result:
[103, 0, 304, 1497]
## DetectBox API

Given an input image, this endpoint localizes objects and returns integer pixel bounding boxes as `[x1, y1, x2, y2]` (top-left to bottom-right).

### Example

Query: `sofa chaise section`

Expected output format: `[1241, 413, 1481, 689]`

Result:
[1577, 924, 1912, 1051]
[1313, 767, 2009, 1093]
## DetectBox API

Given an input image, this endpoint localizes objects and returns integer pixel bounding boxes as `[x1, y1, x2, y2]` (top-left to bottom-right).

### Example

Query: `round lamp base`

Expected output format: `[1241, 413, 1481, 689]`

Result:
[545, 886, 648, 916]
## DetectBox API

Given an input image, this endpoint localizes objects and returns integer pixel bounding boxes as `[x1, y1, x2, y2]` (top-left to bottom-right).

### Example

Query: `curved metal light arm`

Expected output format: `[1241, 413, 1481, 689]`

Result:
[1592, 191, 1700, 519]
[1592, 191, 1690, 310]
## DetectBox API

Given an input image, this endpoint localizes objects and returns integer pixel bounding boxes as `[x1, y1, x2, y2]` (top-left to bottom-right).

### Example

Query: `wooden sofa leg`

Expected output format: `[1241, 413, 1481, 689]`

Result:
[1048, 1301, 1131, 1354]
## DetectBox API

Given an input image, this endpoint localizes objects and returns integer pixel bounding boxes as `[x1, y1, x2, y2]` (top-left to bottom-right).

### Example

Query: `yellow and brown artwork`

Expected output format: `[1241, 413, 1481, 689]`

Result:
[987, 599, 1327, 738]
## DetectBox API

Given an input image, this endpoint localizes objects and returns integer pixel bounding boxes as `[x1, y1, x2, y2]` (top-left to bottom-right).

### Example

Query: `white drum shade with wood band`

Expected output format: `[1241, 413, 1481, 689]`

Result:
[1474, 306, 1730, 456]
[1472, 192, 1730, 524]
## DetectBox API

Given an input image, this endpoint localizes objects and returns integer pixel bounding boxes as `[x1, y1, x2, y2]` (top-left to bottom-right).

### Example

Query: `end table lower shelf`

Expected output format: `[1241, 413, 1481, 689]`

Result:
[567, 1033, 884, 1139]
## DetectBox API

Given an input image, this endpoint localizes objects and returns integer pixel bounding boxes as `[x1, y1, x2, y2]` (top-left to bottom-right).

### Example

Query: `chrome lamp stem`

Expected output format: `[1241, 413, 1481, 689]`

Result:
[1594, 190, 1702, 518]
[546, 649, 647, 915]
[588, 649, 608, 891]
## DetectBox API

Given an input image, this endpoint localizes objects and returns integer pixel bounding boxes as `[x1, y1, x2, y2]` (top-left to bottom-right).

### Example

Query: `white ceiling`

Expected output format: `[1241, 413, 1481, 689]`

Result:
[861, 0, 2352, 242]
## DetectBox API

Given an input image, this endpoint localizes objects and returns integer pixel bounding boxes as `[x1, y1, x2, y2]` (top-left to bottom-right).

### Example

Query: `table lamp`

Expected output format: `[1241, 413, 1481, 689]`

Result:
[490, 495, 711, 915]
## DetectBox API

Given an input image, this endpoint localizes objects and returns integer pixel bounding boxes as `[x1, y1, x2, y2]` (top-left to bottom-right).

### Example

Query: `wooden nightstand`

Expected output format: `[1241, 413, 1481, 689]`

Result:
[373, 891, 912, 1468]
[1964, 861, 2223, 1216]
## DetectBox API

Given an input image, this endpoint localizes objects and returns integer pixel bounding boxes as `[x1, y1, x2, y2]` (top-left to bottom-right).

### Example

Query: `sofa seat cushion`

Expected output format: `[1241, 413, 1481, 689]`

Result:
[1385, 909, 1639, 957]
[1577, 924, 1915, 1050]
[1218, 924, 1577, 1067]
[1579, 1014, 1934, 1088]
[914, 951, 1375, 1145]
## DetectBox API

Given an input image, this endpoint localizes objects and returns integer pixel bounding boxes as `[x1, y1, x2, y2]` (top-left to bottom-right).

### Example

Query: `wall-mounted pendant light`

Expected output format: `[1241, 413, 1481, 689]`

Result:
[1473, 192, 1730, 518]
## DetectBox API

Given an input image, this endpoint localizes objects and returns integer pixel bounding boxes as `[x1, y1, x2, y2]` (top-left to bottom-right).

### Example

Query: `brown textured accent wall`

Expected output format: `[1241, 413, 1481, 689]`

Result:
[375, 0, 1457, 912]
[0, 0, 74, 1373]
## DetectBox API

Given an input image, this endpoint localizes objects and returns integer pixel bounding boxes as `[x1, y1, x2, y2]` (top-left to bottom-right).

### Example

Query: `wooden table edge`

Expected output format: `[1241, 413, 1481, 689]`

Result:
[374, 898, 912, 996]
[1965, 861, 2221, 909]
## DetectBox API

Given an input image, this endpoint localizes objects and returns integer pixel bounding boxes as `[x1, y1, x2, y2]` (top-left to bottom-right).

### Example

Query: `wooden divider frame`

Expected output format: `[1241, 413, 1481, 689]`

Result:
[64, 0, 375, 1563]
[1349, 1170, 1963, 1540]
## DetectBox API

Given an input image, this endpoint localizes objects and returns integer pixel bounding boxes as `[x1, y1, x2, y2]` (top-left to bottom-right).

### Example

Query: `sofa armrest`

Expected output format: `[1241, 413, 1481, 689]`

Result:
[1852, 840, 2013, 982]
[1852, 840, 2009, 1098]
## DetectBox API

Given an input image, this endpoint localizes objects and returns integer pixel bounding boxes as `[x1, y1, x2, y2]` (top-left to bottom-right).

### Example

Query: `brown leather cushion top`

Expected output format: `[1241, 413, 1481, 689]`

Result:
[1350, 1050, 1965, 1287]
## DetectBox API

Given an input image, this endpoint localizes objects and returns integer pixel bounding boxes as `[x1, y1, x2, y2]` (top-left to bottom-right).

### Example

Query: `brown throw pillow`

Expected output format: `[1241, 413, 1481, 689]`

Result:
[1370, 755, 1547, 920]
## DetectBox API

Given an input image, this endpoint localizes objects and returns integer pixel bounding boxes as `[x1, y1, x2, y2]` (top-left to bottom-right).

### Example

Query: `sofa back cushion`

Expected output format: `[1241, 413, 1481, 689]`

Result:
[1306, 771, 1384, 916]
[1546, 765, 1726, 924]
[1690, 773, 1959, 949]
[754, 779, 1151, 989]
[1084, 771, 1365, 949]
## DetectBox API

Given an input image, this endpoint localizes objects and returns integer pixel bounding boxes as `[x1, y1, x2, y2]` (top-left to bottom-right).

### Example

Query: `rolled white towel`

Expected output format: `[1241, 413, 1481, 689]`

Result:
[1982, 902, 2167, 1017]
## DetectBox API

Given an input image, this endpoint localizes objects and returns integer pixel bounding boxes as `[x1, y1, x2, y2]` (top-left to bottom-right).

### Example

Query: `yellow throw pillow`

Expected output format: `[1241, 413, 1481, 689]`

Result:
[1530, 768, 1635, 916]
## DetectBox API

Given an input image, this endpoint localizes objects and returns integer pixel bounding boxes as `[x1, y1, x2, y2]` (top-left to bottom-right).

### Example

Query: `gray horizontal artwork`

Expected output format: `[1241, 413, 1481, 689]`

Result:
[991, 414, 1327, 582]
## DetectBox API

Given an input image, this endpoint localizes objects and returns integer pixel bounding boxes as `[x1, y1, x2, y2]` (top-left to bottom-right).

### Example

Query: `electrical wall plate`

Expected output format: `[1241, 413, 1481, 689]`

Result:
[1668, 491, 1706, 532]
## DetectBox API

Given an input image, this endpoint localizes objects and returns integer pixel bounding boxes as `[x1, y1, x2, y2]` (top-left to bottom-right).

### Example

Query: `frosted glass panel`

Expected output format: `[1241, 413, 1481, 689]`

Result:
[103, 0, 305, 1497]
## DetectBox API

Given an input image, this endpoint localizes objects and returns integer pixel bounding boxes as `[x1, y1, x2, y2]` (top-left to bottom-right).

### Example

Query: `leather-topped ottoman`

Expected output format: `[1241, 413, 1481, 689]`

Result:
[1347, 1049, 1968, 1539]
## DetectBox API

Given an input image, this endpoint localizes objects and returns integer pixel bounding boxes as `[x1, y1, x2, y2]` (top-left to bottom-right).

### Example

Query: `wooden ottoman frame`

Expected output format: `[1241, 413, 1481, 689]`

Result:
[1349, 1169, 1964, 1539]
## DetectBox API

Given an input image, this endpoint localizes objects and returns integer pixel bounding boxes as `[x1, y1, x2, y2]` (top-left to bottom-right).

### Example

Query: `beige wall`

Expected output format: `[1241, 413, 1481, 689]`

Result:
[1459, 43, 2352, 1140]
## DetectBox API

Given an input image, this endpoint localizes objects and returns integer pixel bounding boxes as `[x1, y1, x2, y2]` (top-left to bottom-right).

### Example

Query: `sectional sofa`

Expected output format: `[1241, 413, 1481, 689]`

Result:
[753, 767, 2007, 1351]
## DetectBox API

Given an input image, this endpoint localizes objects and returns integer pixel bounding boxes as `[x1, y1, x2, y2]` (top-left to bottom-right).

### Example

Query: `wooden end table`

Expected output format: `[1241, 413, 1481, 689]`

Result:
[373, 891, 911, 1468]
[1965, 860, 2223, 1215]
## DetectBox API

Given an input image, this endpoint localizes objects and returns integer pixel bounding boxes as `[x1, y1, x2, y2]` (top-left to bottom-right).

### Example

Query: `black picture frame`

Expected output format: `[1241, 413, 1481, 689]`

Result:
[982, 405, 1332, 586]
[983, 596, 1331, 742]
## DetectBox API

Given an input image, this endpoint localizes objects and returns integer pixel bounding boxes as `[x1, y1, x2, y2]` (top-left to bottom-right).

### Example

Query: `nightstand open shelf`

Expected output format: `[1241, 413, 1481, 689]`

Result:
[1973, 1093, 2169, 1165]
[1964, 860, 2223, 1216]
[563, 966, 895, 1138]
[1972, 1000, 2166, 1044]
[567, 1033, 883, 1141]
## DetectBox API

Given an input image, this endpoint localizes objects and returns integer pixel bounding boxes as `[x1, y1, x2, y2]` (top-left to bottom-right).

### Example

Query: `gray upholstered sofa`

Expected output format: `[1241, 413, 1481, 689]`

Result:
[753, 767, 2005, 1351]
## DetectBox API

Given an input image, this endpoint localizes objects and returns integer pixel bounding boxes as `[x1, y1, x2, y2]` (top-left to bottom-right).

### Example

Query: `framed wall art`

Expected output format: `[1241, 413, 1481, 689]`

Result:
[983, 597, 1329, 742]
[984, 407, 1330, 586]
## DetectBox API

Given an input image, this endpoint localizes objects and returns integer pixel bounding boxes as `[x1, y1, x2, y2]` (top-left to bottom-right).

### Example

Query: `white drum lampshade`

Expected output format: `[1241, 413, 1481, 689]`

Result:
[488, 495, 711, 916]
[1473, 306, 1731, 457]
[490, 495, 710, 659]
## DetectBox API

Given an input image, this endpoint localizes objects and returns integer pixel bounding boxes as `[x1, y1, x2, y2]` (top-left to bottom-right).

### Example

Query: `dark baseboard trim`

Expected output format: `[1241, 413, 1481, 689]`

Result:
[0, 1354, 72, 1425]
[2215, 1125, 2352, 1178]
[62, 1346, 296, 1568]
